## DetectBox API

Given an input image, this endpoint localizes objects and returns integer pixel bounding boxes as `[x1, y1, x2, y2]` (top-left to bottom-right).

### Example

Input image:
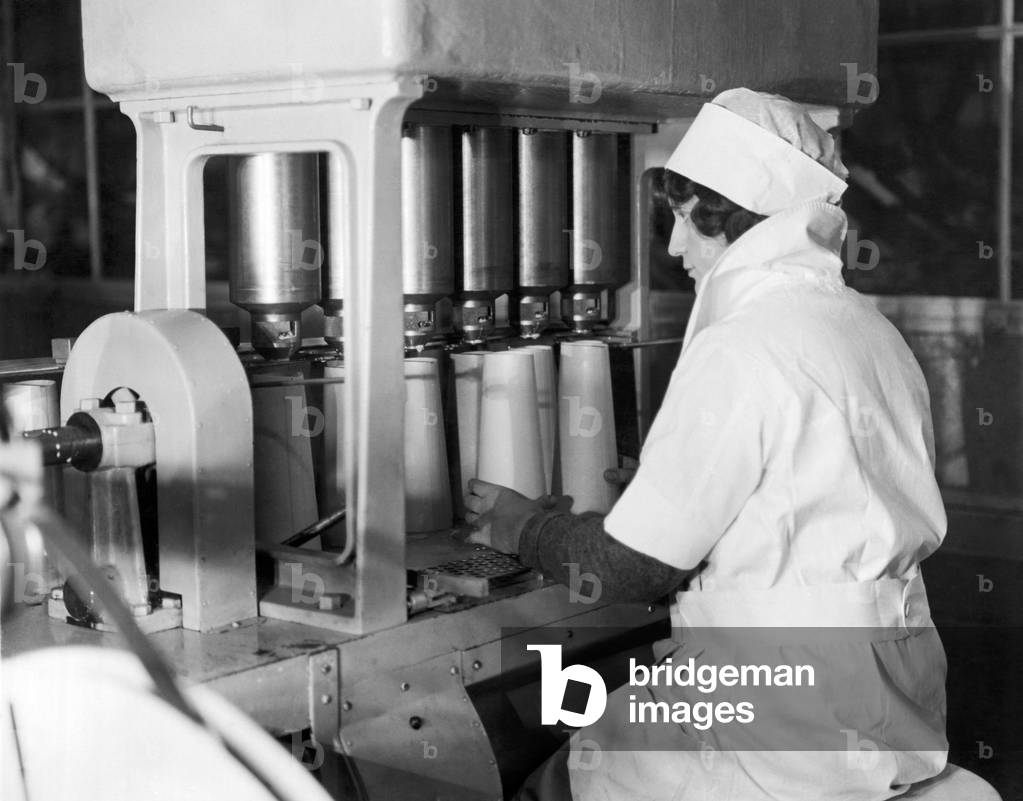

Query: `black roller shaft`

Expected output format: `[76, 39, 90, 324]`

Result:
[23, 412, 103, 471]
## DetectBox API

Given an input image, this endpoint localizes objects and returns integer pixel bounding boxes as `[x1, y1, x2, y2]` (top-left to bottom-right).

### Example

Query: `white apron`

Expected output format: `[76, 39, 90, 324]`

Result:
[567, 573, 947, 801]
[578, 202, 949, 800]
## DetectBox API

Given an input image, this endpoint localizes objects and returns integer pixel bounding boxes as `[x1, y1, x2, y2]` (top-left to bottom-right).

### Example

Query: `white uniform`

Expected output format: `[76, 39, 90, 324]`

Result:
[569, 201, 949, 801]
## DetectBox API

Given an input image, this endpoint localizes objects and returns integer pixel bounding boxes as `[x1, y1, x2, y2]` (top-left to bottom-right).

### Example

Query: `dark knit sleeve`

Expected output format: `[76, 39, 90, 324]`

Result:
[517, 510, 692, 603]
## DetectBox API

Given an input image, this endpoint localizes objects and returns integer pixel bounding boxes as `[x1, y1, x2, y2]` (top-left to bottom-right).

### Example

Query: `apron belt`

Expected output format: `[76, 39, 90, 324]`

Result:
[671, 571, 933, 641]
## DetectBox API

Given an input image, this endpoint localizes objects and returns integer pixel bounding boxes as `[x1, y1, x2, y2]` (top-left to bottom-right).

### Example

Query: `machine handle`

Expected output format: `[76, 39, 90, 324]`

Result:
[23, 412, 103, 471]
[186, 105, 224, 133]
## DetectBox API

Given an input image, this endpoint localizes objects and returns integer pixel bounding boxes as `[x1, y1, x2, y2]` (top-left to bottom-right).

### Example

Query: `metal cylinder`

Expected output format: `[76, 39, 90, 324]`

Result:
[229, 152, 322, 360]
[518, 130, 569, 338]
[403, 124, 455, 349]
[3, 379, 65, 518]
[571, 132, 621, 288]
[458, 127, 515, 342]
[566, 132, 625, 330]
[318, 156, 343, 350]
[2, 380, 59, 434]
[23, 413, 103, 471]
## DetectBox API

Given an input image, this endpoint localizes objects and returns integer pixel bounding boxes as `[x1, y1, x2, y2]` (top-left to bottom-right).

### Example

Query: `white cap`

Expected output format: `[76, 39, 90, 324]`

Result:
[665, 88, 848, 216]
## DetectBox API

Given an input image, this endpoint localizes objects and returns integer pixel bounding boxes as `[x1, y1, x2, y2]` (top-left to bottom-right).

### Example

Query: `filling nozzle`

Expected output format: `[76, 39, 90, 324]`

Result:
[403, 303, 437, 351]
[323, 312, 344, 353]
[251, 313, 302, 361]
[518, 296, 550, 339]
[563, 289, 604, 334]
[455, 298, 495, 345]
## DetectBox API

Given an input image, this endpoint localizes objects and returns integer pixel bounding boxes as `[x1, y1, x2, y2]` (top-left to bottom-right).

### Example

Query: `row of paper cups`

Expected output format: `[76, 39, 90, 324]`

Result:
[326, 341, 620, 533]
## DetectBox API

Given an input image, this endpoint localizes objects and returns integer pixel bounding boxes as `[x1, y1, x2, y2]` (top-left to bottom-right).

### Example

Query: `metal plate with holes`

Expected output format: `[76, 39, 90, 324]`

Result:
[432, 551, 527, 580]
[419, 550, 531, 598]
[309, 649, 340, 749]
[339, 652, 501, 801]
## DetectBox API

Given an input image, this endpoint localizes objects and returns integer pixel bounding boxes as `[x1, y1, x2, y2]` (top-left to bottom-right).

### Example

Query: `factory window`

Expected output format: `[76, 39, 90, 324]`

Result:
[842, 0, 1022, 300]
[1, 1, 136, 358]
[1, 0, 135, 281]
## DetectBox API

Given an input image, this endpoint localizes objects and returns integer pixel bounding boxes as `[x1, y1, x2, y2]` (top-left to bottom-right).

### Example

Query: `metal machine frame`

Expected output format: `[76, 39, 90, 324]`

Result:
[122, 79, 424, 633]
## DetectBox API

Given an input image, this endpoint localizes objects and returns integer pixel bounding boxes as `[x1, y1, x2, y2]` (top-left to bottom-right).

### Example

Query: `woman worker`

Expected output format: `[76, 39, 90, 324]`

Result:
[465, 88, 948, 800]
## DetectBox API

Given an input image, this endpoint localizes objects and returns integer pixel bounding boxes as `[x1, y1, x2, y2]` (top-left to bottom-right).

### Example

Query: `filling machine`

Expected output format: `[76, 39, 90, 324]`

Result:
[1, 1, 876, 798]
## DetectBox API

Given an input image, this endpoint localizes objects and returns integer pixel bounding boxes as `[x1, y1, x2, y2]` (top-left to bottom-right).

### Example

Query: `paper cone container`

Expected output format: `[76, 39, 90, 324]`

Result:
[477, 351, 546, 498]
[322, 360, 347, 549]
[405, 358, 453, 532]
[252, 365, 320, 544]
[557, 340, 619, 513]
[521, 345, 557, 494]
[2, 379, 59, 432]
[3, 379, 62, 596]
[451, 351, 489, 514]
[3, 378, 61, 505]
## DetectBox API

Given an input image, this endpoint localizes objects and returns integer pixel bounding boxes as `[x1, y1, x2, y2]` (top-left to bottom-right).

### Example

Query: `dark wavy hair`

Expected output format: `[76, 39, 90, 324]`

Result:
[658, 170, 766, 244]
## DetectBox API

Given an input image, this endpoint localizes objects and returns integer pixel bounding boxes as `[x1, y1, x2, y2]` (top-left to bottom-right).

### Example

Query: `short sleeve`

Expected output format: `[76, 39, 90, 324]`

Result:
[604, 334, 767, 570]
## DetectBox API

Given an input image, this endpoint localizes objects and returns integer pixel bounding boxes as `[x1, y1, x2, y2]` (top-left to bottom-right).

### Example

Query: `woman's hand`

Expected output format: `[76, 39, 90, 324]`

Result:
[464, 479, 571, 554]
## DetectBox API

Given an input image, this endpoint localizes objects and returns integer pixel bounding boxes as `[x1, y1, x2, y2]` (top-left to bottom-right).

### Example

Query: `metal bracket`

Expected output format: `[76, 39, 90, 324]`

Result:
[309, 649, 341, 750]
[185, 105, 224, 132]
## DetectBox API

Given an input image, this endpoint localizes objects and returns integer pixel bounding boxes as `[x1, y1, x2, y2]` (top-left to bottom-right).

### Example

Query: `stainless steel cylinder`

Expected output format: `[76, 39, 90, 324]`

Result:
[229, 152, 322, 360]
[319, 157, 343, 350]
[403, 124, 455, 349]
[518, 130, 569, 338]
[2, 379, 59, 433]
[458, 127, 515, 343]
[565, 132, 625, 330]
[460, 127, 515, 297]
[570, 132, 621, 288]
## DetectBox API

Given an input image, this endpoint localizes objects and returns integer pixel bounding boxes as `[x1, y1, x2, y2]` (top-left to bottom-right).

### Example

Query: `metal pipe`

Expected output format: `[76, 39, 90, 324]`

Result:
[82, 74, 103, 281]
[879, 23, 1023, 46]
[281, 507, 346, 548]
[250, 376, 346, 390]
[998, 0, 1015, 300]
[0, 359, 64, 380]
[613, 337, 685, 349]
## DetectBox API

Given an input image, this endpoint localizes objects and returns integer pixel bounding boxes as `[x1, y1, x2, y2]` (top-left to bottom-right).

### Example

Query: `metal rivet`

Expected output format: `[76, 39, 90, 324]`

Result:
[342, 701, 352, 711]
[450, 666, 459, 675]
[400, 681, 410, 691]
[472, 660, 483, 671]
[321, 663, 332, 674]
[321, 694, 333, 705]
[409, 716, 423, 730]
